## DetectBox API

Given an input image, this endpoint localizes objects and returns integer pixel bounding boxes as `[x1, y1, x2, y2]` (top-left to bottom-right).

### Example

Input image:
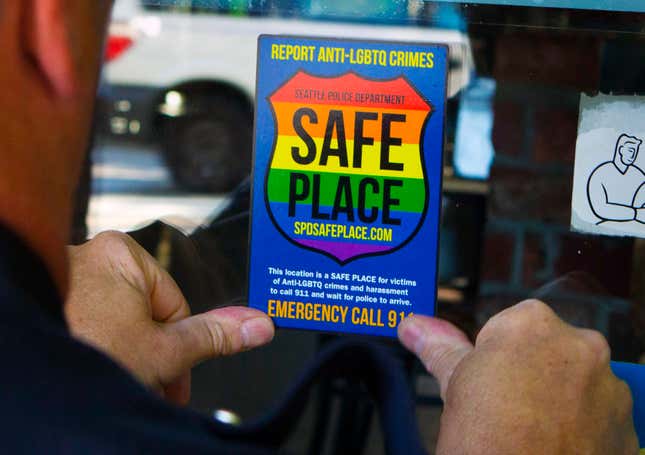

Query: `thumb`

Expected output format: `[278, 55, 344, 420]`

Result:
[398, 315, 473, 400]
[161, 306, 274, 375]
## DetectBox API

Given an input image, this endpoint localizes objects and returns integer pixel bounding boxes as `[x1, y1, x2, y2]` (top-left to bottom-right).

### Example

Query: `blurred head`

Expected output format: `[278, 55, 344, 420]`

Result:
[614, 134, 642, 167]
[0, 1, 113, 292]
[0, 0, 112, 210]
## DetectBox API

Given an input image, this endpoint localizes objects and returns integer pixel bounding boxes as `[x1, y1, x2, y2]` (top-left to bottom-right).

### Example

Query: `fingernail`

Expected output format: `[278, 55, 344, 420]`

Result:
[399, 318, 424, 355]
[241, 317, 274, 350]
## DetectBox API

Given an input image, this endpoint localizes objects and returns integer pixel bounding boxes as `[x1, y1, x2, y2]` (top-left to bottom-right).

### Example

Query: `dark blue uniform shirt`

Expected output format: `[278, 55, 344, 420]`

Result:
[0, 224, 273, 454]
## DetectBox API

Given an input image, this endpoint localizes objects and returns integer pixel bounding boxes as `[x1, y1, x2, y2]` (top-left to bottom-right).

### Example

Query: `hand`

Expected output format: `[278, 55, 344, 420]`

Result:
[636, 208, 645, 223]
[65, 231, 274, 405]
[398, 300, 638, 454]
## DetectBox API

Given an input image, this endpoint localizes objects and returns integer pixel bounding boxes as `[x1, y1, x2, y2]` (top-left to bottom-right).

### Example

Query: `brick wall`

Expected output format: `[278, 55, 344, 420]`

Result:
[475, 29, 637, 356]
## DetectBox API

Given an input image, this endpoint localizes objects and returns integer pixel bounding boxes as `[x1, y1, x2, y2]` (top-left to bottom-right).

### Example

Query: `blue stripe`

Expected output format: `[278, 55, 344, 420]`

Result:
[433, 0, 645, 13]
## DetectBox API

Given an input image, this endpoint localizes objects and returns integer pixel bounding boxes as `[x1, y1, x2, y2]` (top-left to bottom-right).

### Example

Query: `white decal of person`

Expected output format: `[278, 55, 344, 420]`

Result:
[587, 133, 645, 225]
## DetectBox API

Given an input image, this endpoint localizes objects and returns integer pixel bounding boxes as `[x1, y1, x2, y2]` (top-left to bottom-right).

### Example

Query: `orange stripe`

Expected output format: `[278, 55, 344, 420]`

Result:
[272, 102, 428, 145]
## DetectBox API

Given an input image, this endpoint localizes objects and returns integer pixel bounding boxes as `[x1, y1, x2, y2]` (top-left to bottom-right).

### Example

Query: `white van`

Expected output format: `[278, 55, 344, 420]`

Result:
[100, 0, 474, 191]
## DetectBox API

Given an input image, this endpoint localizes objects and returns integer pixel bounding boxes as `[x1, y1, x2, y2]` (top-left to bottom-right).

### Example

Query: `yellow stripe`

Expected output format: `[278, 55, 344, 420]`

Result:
[270, 135, 424, 179]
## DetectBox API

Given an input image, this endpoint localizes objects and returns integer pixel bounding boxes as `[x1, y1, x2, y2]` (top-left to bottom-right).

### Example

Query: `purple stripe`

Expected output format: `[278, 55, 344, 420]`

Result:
[297, 239, 392, 261]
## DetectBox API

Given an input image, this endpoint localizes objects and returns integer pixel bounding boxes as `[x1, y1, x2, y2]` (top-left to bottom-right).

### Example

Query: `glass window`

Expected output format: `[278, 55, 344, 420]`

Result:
[80, 1, 645, 451]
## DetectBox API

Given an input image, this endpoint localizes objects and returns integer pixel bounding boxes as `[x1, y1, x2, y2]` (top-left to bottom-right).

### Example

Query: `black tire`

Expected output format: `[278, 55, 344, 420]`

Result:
[162, 95, 252, 193]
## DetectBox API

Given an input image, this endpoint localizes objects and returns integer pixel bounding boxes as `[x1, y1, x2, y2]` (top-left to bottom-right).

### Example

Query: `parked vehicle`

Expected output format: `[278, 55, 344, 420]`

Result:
[99, 0, 473, 192]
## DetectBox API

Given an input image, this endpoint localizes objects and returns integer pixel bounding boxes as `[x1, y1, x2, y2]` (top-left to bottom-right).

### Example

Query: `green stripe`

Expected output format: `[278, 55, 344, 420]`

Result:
[267, 168, 426, 213]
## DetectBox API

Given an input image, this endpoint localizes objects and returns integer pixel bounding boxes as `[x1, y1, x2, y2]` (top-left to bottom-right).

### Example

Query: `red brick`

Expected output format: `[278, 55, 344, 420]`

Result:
[492, 101, 524, 157]
[533, 108, 579, 164]
[493, 33, 601, 90]
[608, 312, 641, 363]
[481, 230, 515, 282]
[554, 233, 634, 298]
[523, 233, 546, 288]
[488, 167, 572, 224]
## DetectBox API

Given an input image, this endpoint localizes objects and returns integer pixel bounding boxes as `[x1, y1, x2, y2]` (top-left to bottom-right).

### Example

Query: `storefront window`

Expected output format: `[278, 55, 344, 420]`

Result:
[82, 1, 645, 451]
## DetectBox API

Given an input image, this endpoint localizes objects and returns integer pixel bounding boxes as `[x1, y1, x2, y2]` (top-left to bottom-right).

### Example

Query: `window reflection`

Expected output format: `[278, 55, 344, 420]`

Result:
[82, 3, 645, 416]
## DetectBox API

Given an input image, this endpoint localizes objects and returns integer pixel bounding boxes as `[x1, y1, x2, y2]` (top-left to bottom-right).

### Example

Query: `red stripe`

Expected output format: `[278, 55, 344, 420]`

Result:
[270, 72, 431, 112]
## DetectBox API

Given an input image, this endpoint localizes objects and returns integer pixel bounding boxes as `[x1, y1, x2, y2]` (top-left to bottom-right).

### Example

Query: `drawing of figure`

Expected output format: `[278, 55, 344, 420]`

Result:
[587, 133, 645, 225]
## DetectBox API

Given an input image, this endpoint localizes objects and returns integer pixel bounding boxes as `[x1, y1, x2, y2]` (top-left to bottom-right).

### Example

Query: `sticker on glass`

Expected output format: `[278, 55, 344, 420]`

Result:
[265, 72, 431, 263]
[248, 36, 447, 337]
[571, 94, 645, 238]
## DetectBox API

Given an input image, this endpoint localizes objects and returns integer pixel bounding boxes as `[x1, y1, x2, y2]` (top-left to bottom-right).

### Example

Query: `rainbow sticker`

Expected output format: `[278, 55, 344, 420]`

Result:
[249, 36, 447, 337]
[265, 72, 431, 263]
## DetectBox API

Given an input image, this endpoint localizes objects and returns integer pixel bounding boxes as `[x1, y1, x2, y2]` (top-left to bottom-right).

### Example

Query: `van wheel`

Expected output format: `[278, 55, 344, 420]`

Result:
[162, 102, 251, 193]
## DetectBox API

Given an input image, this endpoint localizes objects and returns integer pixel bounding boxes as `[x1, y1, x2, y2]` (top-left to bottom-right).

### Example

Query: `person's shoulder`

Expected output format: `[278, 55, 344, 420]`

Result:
[0, 318, 274, 454]
[589, 162, 614, 179]
[630, 165, 645, 177]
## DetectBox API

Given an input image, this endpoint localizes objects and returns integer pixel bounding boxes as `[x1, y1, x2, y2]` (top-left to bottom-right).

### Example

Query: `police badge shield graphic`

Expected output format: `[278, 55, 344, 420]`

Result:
[265, 71, 431, 263]
[249, 36, 447, 337]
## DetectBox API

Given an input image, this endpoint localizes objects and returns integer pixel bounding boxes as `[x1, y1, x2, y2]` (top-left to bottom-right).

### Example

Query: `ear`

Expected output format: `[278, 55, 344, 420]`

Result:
[24, 0, 79, 98]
